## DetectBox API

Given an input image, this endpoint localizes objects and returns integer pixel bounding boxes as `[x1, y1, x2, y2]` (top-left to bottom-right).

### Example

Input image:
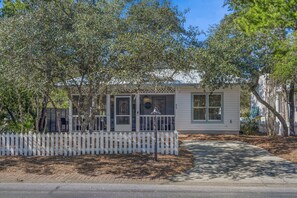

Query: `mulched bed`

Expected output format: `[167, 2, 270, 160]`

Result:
[0, 147, 194, 180]
[180, 134, 297, 163]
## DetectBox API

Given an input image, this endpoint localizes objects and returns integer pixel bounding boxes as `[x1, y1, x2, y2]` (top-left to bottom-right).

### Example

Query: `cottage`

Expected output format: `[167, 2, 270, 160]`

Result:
[65, 71, 241, 134]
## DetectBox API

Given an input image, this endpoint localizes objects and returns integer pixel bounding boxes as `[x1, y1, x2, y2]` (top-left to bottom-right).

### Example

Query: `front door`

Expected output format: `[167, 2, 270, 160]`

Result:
[115, 96, 132, 131]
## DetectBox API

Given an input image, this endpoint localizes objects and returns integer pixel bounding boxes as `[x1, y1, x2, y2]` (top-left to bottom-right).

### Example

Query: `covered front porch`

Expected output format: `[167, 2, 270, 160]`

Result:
[69, 92, 176, 133]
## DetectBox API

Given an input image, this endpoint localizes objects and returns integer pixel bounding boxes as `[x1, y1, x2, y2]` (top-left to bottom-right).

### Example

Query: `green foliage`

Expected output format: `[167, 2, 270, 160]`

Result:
[0, 0, 29, 17]
[225, 0, 297, 82]
[196, 15, 275, 90]
[0, 0, 197, 132]
[225, 0, 297, 34]
[240, 114, 259, 135]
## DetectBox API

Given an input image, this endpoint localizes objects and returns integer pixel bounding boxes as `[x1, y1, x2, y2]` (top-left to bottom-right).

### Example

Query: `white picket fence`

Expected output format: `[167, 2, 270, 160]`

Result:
[0, 131, 178, 156]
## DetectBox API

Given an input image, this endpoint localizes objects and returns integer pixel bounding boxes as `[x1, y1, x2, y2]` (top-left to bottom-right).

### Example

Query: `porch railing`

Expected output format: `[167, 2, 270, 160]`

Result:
[72, 115, 107, 132]
[140, 115, 175, 131]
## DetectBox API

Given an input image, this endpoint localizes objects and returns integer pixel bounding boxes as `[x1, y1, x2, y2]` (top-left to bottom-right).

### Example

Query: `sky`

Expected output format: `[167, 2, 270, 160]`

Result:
[0, 0, 229, 37]
[172, 0, 229, 34]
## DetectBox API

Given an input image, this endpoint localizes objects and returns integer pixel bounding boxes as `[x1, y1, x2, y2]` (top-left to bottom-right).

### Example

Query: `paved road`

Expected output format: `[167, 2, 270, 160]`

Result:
[170, 141, 297, 184]
[0, 183, 297, 198]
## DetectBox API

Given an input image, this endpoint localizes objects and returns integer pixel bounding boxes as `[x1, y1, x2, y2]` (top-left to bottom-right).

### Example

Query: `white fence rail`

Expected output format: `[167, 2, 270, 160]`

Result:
[0, 131, 178, 156]
[140, 115, 175, 131]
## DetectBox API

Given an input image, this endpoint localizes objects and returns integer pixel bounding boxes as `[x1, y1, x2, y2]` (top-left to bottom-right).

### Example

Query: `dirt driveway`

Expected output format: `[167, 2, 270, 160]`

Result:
[170, 141, 297, 184]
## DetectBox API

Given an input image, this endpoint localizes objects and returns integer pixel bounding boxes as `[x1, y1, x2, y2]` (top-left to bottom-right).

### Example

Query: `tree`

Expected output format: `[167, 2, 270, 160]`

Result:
[225, 0, 297, 135]
[0, 0, 197, 132]
[197, 15, 289, 136]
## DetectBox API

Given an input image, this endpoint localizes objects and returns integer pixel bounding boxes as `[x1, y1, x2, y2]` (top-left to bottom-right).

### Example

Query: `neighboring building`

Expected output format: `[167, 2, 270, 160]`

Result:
[48, 71, 241, 134]
[250, 75, 297, 134]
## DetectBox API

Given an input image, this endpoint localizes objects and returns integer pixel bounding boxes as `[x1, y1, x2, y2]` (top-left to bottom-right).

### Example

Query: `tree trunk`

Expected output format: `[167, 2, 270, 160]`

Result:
[266, 79, 277, 135]
[38, 95, 48, 132]
[251, 88, 288, 136]
[289, 82, 295, 135]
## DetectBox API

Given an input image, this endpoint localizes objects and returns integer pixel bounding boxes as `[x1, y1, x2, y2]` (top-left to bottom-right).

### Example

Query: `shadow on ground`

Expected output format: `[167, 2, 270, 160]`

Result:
[0, 147, 193, 180]
[169, 141, 297, 182]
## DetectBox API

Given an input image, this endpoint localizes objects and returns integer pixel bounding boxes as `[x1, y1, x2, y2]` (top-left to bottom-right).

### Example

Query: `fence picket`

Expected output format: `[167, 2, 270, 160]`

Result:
[128, 133, 132, 154]
[50, 133, 54, 156]
[174, 131, 178, 155]
[41, 133, 45, 156]
[72, 132, 77, 156]
[10, 133, 14, 156]
[63, 132, 67, 156]
[146, 132, 150, 154]
[142, 132, 145, 153]
[85, 132, 89, 154]
[37, 133, 41, 156]
[82, 132, 86, 155]
[55, 133, 58, 156]
[100, 132, 103, 154]
[14, 133, 18, 156]
[109, 132, 113, 154]
[24, 133, 28, 156]
[32, 133, 36, 156]
[123, 133, 127, 154]
[77, 132, 81, 155]
[137, 133, 141, 153]
[1, 133, 5, 156]
[114, 132, 118, 154]
[132, 133, 136, 153]
[92, 132, 95, 155]
[105, 132, 108, 154]
[170, 132, 173, 154]
[161, 132, 164, 154]
[165, 132, 169, 155]
[96, 132, 99, 155]
[119, 132, 122, 154]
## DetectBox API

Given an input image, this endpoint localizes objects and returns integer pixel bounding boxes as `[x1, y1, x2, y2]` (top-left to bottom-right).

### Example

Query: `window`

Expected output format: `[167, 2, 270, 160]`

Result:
[192, 93, 223, 122]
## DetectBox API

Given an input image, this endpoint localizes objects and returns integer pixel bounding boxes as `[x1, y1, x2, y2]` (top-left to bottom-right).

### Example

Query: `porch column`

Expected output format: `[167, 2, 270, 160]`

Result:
[106, 94, 111, 132]
[69, 99, 73, 133]
[136, 93, 140, 132]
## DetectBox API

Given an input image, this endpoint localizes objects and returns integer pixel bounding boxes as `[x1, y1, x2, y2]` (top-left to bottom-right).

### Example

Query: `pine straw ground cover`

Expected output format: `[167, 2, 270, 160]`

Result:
[180, 134, 297, 163]
[0, 147, 193, 181]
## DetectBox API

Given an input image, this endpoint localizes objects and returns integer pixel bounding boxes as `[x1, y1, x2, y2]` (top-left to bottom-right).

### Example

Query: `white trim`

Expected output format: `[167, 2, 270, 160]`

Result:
[136, 93, 140, 132]
[114, 96, 132, 131]
[69, 99, 73, 133]
[106, 94, 111, 132]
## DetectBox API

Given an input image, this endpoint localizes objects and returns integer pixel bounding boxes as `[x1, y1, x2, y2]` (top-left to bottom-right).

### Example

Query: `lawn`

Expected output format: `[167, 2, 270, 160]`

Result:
[180, 134, 297, 163]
